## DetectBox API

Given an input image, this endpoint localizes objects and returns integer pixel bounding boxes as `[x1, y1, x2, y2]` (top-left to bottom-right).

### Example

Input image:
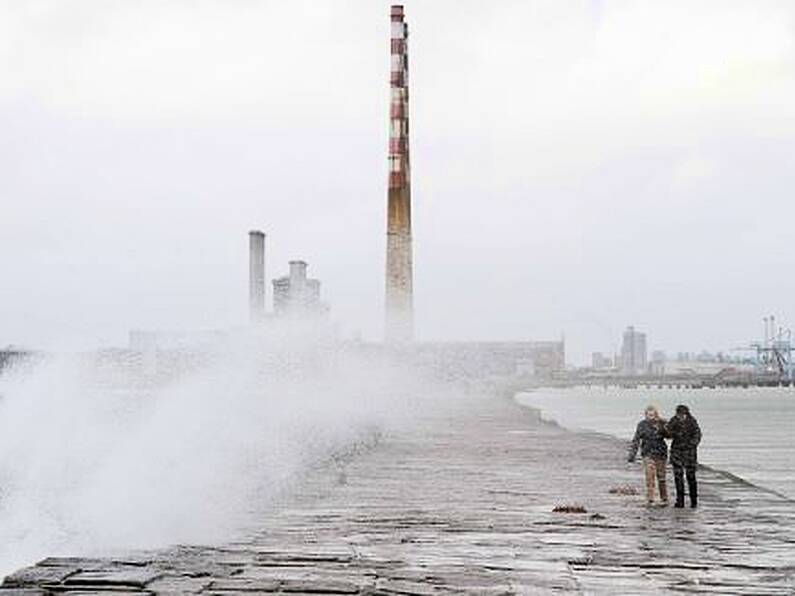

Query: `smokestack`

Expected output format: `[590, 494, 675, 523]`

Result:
[385, 4, 414, 343]
[249, 230, 266, 322]
[289, 260, 308, 282]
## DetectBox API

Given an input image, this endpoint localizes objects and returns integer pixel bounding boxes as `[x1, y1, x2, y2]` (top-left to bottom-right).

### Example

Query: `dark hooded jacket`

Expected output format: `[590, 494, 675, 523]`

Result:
[628, 418, 668, 462]
[666, 408, 701, 467]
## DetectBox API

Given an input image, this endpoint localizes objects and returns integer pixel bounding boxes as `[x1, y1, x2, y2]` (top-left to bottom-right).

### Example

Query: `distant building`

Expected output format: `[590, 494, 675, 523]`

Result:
[696, 350, 716, 363]
[408, 340, 565, 381]
[621, 326, 647, 375]
[272, 261, 327, 317]
[129, 329, 225, 351]
[0, 348, 31, 375]
[592, 352, 612, 369]
[650, 350, 666, 376]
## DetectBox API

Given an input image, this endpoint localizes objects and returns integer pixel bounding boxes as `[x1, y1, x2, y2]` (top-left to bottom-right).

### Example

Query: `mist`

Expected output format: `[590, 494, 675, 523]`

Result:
[2, 2, 795, 362]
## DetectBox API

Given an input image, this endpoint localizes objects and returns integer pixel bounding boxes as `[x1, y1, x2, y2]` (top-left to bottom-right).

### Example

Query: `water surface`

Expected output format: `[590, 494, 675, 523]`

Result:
[516, 387, 795, 498]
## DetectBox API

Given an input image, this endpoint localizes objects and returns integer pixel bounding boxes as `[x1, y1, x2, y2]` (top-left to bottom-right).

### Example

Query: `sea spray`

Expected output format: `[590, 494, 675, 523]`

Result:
[0, 324, 445, 576]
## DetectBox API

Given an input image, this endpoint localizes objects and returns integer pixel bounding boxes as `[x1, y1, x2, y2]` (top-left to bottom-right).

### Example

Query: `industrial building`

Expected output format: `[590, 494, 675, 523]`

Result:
[272, 261, 326, 317]
[409, 341, 566, 381]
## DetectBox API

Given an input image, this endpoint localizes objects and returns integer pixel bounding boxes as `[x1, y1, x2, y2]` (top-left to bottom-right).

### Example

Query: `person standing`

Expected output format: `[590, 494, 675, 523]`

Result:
[666, 404, 702, 508]
[628, 405, 669, 506]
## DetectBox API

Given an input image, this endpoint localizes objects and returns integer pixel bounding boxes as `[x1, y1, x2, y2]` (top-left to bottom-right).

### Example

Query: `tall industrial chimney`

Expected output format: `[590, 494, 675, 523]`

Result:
[249, 230, 266, 321]
[385, 4, 414, 343]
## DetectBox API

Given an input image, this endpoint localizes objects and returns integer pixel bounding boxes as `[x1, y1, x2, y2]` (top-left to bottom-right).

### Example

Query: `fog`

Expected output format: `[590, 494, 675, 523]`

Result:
[2, 3, 795, 358]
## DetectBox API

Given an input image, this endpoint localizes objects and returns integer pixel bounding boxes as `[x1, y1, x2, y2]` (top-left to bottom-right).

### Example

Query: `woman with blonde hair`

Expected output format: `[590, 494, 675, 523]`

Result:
[628, 405, 669, 506]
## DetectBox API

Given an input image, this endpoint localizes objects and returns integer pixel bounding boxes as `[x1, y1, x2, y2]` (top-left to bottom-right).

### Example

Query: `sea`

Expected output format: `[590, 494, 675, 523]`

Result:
[515, 386, 795, 499]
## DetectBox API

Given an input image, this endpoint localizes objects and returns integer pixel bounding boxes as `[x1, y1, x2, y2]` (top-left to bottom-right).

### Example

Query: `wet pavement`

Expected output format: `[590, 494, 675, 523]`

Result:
[3, 394, 794, 594]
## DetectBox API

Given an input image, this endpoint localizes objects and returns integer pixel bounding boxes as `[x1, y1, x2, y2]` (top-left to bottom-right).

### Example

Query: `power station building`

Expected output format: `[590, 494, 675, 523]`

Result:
[394, 340, 566, 381]
[272, 260, 326, 317]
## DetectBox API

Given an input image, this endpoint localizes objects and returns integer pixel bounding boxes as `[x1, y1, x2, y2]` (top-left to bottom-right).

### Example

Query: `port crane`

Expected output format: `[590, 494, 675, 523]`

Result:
[740, 316, 794, 382]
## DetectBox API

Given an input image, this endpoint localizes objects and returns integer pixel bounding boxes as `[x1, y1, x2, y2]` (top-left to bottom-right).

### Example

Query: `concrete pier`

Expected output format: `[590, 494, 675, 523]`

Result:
[3, 394, 794, 594]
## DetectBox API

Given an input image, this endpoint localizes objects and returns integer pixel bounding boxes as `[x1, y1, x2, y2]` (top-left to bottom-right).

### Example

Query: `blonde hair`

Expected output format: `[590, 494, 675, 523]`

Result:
[645, 404, 660, 417]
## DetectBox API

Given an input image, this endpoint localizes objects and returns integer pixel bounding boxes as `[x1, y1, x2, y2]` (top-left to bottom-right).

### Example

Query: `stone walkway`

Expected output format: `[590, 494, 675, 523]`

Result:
[3, 394, 794, 594]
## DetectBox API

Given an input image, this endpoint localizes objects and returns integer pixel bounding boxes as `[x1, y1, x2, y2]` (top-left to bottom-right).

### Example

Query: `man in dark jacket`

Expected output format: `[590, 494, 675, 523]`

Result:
[628, 405, 669, 506]
[666, 404, 702, 508]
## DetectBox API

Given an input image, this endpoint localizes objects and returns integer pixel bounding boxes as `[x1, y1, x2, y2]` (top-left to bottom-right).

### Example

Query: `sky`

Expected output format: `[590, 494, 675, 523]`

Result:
[1, 0, 795, 363]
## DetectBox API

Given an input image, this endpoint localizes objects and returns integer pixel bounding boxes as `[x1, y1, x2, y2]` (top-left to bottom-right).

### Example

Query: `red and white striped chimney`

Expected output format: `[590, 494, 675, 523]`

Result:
[385, 4, 414, 343]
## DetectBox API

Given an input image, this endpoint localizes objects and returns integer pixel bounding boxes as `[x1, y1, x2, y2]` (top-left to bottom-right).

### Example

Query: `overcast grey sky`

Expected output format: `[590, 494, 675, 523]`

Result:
[2, 1, 795, 362]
